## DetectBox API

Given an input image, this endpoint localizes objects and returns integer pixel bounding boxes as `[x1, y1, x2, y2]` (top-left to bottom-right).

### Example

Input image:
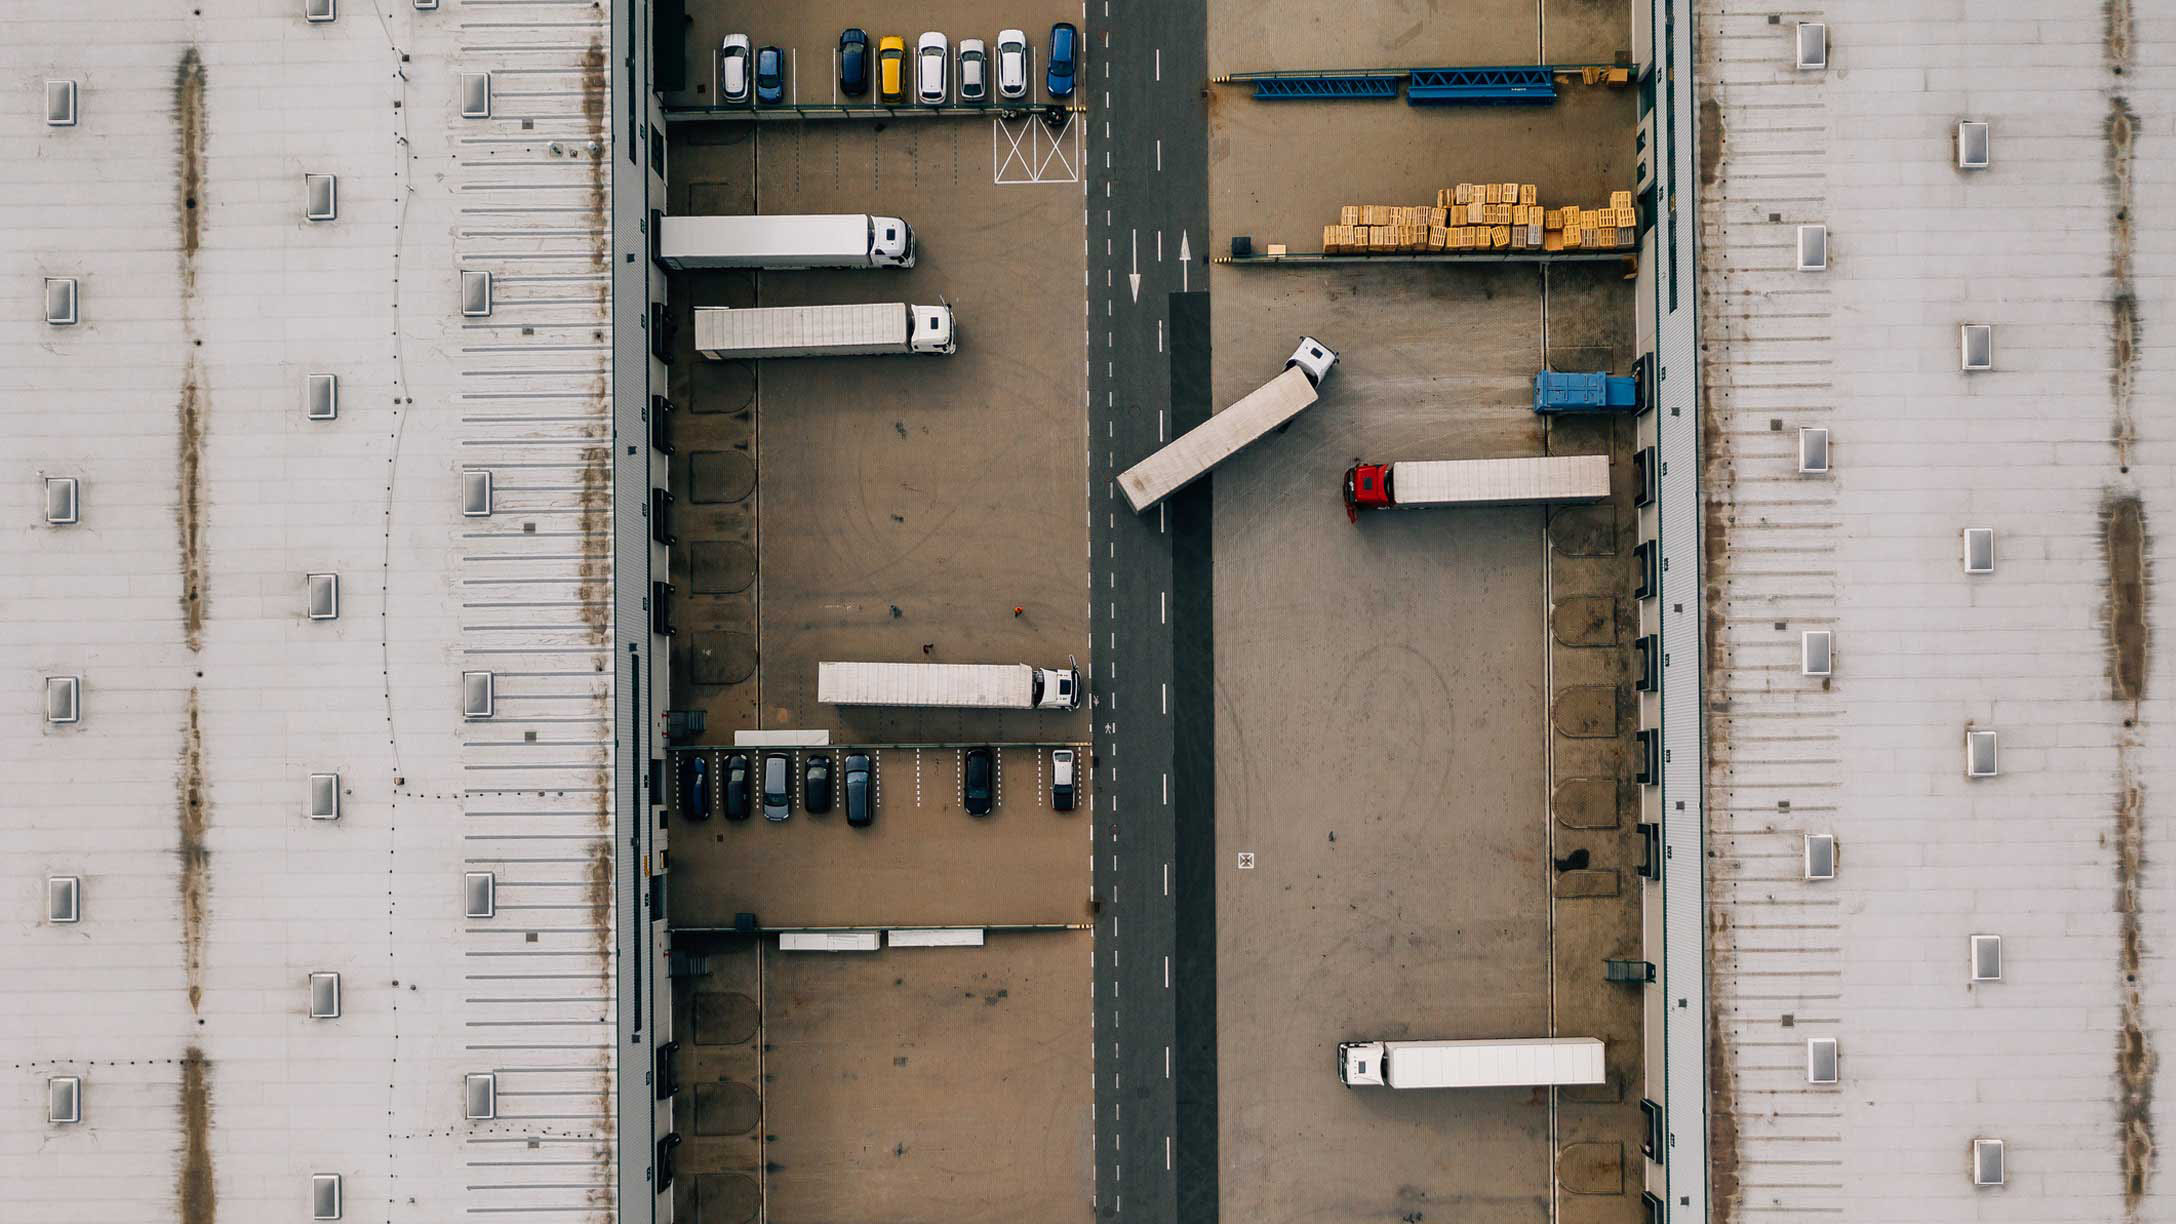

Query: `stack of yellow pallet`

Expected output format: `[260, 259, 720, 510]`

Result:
[1325, 184, 1640, 255]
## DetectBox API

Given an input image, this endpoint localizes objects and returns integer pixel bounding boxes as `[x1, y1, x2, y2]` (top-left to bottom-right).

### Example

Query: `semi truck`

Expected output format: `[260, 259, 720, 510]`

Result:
[1338, 1037, 1606, 1089]
[817, 661, 1080, 711]
[694, 303, 955, 359]
[1343, 454, 1610, 519]
[1116, 337, 1338, 513]
[1533, 368, 1640, 414]
[656, 213, 916, 270]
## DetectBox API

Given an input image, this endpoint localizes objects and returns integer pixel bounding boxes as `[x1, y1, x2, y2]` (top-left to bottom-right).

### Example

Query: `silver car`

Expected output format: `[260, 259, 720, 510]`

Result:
[916, 31, 949, 105]
[720, 33, 751, 104]
[958, 38, 988, 103]
[995, 28, 1028, 100]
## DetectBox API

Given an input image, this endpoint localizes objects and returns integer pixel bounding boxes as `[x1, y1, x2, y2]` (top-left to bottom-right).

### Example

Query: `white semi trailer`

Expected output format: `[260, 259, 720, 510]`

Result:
[1343, 454, 1610, 518]
[817, 662, 1080, 711]
[694, 303, 955, 359]
[657, 213, 915, 270]
[1338, 1037, 1606, 1089]
[1116, 337, 1338, 513]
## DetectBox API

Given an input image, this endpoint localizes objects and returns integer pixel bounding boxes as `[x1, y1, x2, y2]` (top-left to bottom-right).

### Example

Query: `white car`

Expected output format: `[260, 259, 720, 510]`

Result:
[720, 33, 751, 104]
[958, 38, 988, 102]
[916, 32, 949, 105]
[996, 28, 1028, 100]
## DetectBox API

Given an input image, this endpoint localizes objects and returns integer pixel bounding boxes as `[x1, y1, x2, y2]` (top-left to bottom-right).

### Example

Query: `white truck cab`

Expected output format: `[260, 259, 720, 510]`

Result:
[871, 216, 914, 266]
[911, 304, 957, 354]
[1339, 1041, 1389, 1086]
[1286, 336, 1337, 386]
[1033, 667, 1079, 709]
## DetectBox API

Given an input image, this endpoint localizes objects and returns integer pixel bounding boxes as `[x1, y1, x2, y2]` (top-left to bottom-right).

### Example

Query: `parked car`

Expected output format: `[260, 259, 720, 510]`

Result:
[995, 28, 1029, 100]
[754, 45, 785, 106]
[964, 747, 994, 816]
[844, 753, 874, 827]
[681, 753, 710, 820]
[838, 28, 869, 97]
[958, 38, 988, 102]
[916, 32, 950, 105]
[762, 752, 792, 821]
[1046, 23, 1078, 98]
[877, 36, 907, 104]
[723, 753, 751, 821]
[804, 753, 833, 814]
[720, 34, 752, 104]
[1051, 748, 1076, 811]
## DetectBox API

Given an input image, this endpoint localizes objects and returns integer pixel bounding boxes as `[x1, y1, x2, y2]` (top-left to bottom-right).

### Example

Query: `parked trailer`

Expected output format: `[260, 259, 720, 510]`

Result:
[1338, 1037, 1606, 1089]
[656, 213, 915, 270]
[1343, 454, 1609, 519]
[694, 303, 955, 359]
[817, 661, 1080, 711]
[1533, 368, 1639, 414]
[1116, 337, 1338, 513]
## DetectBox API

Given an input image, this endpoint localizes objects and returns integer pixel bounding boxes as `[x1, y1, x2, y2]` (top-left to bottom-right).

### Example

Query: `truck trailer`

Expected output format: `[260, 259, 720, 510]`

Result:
[1116, 337, 1338, 513]
[817, 661, 1080, 711]
[1338, 1037, 1606, 1089]
[1532, 368, 1640, 414]
[657, 213, 915, 270]
[694, 303, 955, 359]
[1343, 454, 1610, 519]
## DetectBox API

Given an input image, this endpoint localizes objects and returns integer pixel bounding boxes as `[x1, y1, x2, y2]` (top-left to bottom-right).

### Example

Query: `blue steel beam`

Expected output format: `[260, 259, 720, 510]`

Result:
[1248, 75, 1400, 100]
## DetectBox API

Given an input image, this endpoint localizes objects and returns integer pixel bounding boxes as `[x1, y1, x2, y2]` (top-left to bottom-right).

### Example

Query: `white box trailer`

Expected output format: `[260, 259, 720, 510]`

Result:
[1344, 454, 1610, 516]
[1338, 1037, 1605, 1089]
[657, 213, 915, 270]
[818, 661, 1080, 710]
[1117, 337, 1338, 513]
[694, 303, 955, 359]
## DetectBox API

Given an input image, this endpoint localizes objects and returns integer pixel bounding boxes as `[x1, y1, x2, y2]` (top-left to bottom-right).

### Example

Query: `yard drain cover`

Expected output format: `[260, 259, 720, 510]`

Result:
[691, 991, 758, 1045]
[688, 631, 756, 687]
[690, 541, 755, 594]
[691, 360, 755, 414]
[694, 1172, 760, 1224]
[688, 450, 756, 503]
[694, 1081, 760, 1135]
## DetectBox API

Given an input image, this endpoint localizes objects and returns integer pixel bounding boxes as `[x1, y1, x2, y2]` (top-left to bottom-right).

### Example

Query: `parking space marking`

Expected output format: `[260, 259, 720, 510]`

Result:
[992, 114, 1081, 185]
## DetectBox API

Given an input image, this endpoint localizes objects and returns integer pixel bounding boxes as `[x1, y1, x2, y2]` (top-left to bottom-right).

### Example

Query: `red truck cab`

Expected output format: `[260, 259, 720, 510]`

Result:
[1343, 462, 1393, 520]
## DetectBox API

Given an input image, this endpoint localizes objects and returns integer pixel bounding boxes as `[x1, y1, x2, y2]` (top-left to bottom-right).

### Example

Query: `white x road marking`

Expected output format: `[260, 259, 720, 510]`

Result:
[992, 112, 1082, 184]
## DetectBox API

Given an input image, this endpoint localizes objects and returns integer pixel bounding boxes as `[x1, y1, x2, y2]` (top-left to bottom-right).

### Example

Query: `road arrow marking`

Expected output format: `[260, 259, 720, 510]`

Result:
[1179, 231, 1191, 291]
[1129, 229, 1141, 302]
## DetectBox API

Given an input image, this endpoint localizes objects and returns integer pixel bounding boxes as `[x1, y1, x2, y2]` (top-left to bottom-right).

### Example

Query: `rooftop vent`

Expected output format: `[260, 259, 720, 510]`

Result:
[305, 173, 338, 222]
[1806, 1037, 1839, 1084]
[1971, 934, 2003, 982]
[1801, 630, 1833, 677]
[304, 0, 337, 22]
[1795, 225, 1827, 271]
[465, 871, 497, 918]
[48, 1076, 81, 1125]
[46, 277, 79, 326]
[461, 72, 492, 118]
[1796, 427, 1830, 474]
[45, 675, 81, 724]
[460, 270, 493, 317]
[1794, 21, 1827, 69]
[46, 79, 77, 127]
[1803, 833, 1836, 881]
[462, 671, 495, 719]
[1960, 323, 1993, 371]
[307, 772, 341, 821]
[312, 1173, 343, 1220]
[309, 972, 342, 1019]
[462, 469, 494, 517]
[45, 477, 80, 525]
[1972, 1138, 2005, 1187]
[1963, 527, 1995, 574]
[48, 875, 82, 923]
[464, 1072, 498, 1120]
[1966, 729, 1999, 778]
[415, 0, 439, 8]
[1957, 120, 1990, 169]
[307, 572, 340, 620]
[306, 373, 339, 421]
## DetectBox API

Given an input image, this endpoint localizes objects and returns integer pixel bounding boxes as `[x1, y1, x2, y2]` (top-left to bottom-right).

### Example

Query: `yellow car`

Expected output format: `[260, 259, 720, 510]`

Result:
[877, 36, 906, 104]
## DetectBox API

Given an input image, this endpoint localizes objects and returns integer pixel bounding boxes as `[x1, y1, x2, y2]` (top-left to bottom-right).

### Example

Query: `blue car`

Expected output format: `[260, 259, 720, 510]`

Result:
[1046, 23, 1077, 98]
[755, 45, 785, 105]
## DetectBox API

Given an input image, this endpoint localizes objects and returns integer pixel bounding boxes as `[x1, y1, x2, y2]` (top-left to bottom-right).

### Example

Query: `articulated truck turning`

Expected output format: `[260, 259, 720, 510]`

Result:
[1117, 337, 1338, 513]
[657, 213, 915, 269]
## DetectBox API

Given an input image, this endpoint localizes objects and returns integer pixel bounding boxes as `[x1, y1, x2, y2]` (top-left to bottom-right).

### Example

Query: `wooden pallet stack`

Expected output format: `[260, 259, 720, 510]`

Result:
[1320, 185, 1639, 254]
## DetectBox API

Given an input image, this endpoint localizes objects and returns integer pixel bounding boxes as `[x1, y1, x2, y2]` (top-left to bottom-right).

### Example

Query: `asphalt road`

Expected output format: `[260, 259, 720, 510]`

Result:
[1085, 2, 1212, 1221]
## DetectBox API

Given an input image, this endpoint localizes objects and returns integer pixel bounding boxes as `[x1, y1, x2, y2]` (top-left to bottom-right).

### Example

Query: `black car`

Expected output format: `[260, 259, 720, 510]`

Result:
[762, 751, 793, 822]
[804, 753, 833, 814]
[722, 753, 751, 821]
[963, 747, 995, 816]
[838, 28, 870, 97]
[681, 753, 710, 820]
[844, 754, 873, 827]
